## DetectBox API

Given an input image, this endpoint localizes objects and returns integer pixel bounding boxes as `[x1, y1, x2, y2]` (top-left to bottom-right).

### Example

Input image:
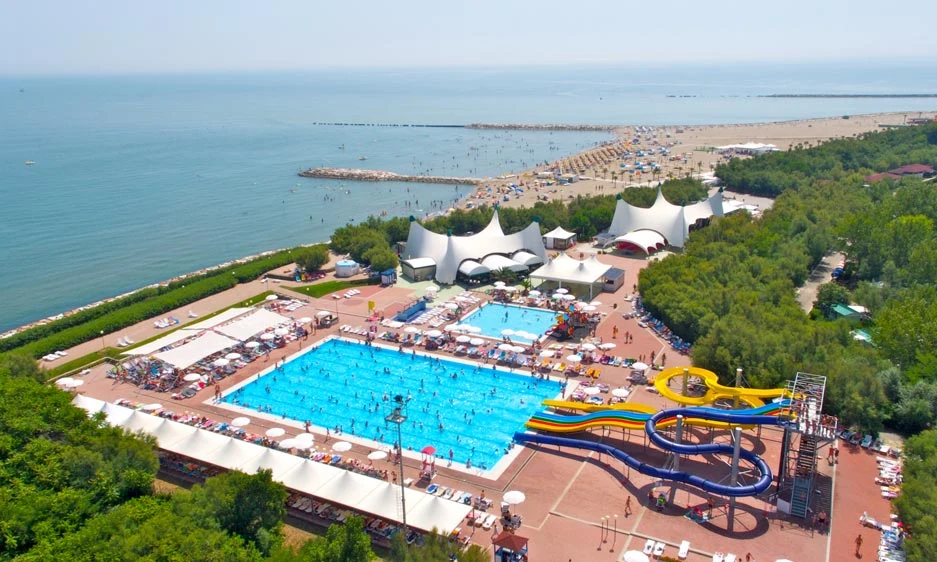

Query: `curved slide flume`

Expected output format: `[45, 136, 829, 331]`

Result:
[515, 406, 784, 497]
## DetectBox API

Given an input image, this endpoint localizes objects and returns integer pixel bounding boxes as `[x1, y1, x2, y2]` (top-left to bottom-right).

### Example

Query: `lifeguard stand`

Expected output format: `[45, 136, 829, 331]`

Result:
[776, 372, 836, 519]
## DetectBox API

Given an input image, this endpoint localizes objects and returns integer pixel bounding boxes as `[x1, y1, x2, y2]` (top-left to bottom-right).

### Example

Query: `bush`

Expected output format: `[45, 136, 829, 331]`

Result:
[295, 244, 330, 272]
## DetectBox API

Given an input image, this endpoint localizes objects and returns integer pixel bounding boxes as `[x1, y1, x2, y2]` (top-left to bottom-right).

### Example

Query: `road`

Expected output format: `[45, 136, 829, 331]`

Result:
[797, 252, 845, 313]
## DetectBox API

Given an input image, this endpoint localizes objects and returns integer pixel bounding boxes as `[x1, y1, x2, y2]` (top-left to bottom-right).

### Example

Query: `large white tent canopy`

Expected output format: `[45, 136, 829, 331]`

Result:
[614, 230, 667, 254]
[215, 309, 292, 342]
[153, 331, 239, 369]
[529, 253, 612, 298]
[481, 254, 528, 274]
[607, 187, 724, 248]
[511, 250, 543, 266]
[543, 226, 577, 241]
[458, 260, 489, 277]
[402, 210, 547, 284]
[181, 307, 254, 332]
[72, 399, 472, 533]
[122, 329, 198, 357]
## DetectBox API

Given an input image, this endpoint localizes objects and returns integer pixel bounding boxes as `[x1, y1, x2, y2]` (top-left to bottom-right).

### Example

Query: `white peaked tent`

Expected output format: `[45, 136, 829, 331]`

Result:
[402, 210, 547, 284]
[542, 225, 578, 249]
[279, 459, 340, 494]
[407, 494, 474, 534]
[607, 187, 724, 248]
[235, 447, 305, 478]
[529, 253, 612, 298]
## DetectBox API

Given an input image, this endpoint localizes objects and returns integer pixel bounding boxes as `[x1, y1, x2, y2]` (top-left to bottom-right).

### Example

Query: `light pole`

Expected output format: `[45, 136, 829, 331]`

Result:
[609, 514, 618, 552]
[385, 395, 409, 535]
[99, 330, 105, 351]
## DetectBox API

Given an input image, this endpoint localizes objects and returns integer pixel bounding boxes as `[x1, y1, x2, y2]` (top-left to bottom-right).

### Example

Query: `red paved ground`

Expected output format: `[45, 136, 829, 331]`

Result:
[63, 244, 894, 562]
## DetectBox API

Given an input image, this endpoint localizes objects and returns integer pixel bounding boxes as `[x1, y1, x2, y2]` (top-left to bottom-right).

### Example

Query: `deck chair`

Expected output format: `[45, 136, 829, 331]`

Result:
[678, 540, 690, 560]
[643, 539, 655, 555]
[653, 542, 665, 557]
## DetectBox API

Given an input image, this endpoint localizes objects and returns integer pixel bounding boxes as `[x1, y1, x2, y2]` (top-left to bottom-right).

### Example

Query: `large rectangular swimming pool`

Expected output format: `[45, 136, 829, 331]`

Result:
[459, 302, 558, 343]
[222, 337, 561, 471]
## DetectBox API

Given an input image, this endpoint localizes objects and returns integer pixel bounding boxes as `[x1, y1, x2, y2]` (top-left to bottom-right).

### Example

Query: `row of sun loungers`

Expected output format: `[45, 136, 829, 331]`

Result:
[42, 350, 69, 362]
[115, 336, 136, 347]
[643, 539, 691, 560]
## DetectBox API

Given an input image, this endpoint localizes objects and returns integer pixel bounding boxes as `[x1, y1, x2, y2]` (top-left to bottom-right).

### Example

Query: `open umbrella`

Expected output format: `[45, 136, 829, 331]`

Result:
[582, 386, 601, 395]
[599, 343, 617, 350]
[278, 438, 299, 449]
[421, 445, 436, 456]
[561, 294, 577, 301]
[612, 388, 630, 398]
[501, 329, 515, 336]
[554, 288, 568, 294]
[493, 281, 506, 287]
[183, 373, 202, 382]
[538, 349, 555, 358]
[528, 290, 541, 297]
[424, 285, 439, 292]
[332, 441, 352, 452]
[444, 302, 459, 310]
[464, 325, 481, 333]
[274, 327, 289, 337]
[503, 490, 526, 505]
[368, 450, 388, 461]
[589, 300, 603, 306]
[291, 440, 313, 450]
[55, 377, 76, 387]
[142, 403, 163, 411]
[297, 316, 312, 324]
[404, 326, 420, 334]
[581, 343, 597, 351]
[469, 337, 485, 346]
[245, 341, 261, 348]
[631, 362, 649, 371]
[232, 416, 251, 427]
[444, 324, 461, 332]
[63, 379, 85, 388]
[456, 335, 471, 343]
[225, 352, 241, 360]
[566, 355, 582, 363]
[265, 294, 279, 301]
[499, 343, 515, 351]
[502, 286, 517, 293]
[510, 345, 527, 353]
[260, 333, 275, 341]
[265, 427, 286, 438]
[426, 329, 443, 338]
[213, 358, 230, 368]
[295, 433, 316, 442]
[583, 305, 597, 312]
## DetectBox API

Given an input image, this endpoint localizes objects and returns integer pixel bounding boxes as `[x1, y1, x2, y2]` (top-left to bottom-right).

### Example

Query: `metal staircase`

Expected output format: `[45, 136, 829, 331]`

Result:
[790, 434, 818, 518]
[776, 372, 828, 519]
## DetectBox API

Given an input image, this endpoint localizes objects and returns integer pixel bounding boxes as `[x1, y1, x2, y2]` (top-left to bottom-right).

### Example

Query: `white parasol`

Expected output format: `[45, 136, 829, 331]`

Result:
[213, 358, 230, 368]
[589, 300, 603, 306]
[501, 329, 515, 336]
[265, 427, 286, 438]
[538, 349, 555, 358]
[183, 373, 202, 382]
[631, 362, 649, 371]
[612, 388, 630, 398]
[456, 335, 471, 343]
[231, 416, 251, 427]
[566, 355, 582, 363]
[444, 302, 459, 310]
[554, 288, 568, 294]
[583, 305, 597, 312]
[278, 438, 299, 449]
[367, 450, 388, 461]
[499, 343, 515, 351]
[581, 343, 597, 351]
[582, 386, 601, 395]
[469, 337, 485, 346]
[295, 433, 316, 442]
[464, 325, 482, 333]
[274, 327, 289, 337]
[528, 290, 541, 297]
[426, 329, 443, 338]
[225, 352, 241, 360]
[503, 490, 526, 505]
[55, 377, 76, 387]
[493, 281, 506, 287]
[265, 294, 279, 301]
[599, 343, 617, 350]
[297, 316, 312, 324]
[260, 333, 275, 341]
[245, 341, 261, 348]
[424, 285, 439, 292]
[332, 441, 352, 452]
[404, 326, 420, 333]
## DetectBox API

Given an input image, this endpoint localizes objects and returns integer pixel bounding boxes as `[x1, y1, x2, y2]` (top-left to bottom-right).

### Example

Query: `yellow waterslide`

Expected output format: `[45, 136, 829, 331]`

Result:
[653, 366, 784, 408]
[538, 400, 754, 430]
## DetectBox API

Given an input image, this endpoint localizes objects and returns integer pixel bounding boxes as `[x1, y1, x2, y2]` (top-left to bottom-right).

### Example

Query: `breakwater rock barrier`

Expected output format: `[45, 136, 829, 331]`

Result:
[299, 167, 482, 185]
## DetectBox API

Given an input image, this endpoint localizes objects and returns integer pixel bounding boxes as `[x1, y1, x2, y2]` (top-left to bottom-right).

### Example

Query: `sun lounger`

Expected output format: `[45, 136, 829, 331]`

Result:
[678, 540, 690, 560]
[124, 337, 134, 344]
[481, 514, 497, 530]
[711, 554, 724, 562]
[553, 362, 565, 372]
[643, 539, 655, 555]
[723, 554, 736, 562]
[653, 542, 665, 557]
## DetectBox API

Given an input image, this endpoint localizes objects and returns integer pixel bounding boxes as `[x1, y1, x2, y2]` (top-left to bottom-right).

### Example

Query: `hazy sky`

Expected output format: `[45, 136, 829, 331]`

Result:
[2, 0, 935, 75]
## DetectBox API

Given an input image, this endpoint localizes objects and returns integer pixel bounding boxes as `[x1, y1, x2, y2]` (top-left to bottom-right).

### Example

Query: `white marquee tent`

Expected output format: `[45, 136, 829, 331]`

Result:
[122, 329, 198, 357]
[614, 229, 668, 255]
[528, 253, 612, 298]
[402, 210, 547, 284]
[153, 331, 239, 370]
[542, 225, 578, 249]
[607, 187, 724, 248]
[181, 307, 254, 332]
[215, 308, 292, 342]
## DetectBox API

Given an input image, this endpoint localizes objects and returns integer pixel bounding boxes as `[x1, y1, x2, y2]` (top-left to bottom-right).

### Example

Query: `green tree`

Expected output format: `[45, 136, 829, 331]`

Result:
[290, 516, 375, 562]
[814, 282, 849, 318]
[295, 244, 330, 273]
[363, 246, 399, 272]
[894, 429, 937, 562]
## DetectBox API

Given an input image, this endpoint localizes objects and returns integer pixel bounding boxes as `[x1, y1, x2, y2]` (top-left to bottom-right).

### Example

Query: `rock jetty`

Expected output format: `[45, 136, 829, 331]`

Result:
[467, 123, 616, 132]
[298, 167, 481, 185]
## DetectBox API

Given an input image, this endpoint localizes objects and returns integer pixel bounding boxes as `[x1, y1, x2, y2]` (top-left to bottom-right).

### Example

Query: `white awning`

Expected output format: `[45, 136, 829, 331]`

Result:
[310, 470, 384, 509]
[279, 459, 341, 494]
[543, 226, 577, 240]
[512, 250, 543, 266]
[153, 331, 239, 369]
[406, 494, 473, 534]
[122, 329, 200, 356]
[614, 230, 667, 254]
[481, 254, 528, 273]
[357, 481, 427, 523]
[215, 309, 292, 342]
[458, 260, 490, 277]
[402, 257, 437, 269]
[181, 307, 254, 332]
[235, 448, 305, 478]
[529, 253, 612, 285]
[199, 437, 265, 469]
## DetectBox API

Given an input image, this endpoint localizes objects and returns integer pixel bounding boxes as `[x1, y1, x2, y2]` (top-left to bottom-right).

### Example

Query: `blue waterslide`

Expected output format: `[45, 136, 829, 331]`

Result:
[514, 406, 784, 497]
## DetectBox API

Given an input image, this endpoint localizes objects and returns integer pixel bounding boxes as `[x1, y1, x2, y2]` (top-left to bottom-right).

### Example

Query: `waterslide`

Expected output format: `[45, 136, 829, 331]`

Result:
[515, 405, 784, 497]
[527, 401, 783, 432]
[653, 366, 784, 408]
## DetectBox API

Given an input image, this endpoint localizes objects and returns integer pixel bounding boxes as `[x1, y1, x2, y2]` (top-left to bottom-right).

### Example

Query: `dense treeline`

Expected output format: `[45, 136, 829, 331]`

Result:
[893, 429, 937, 562]
[0, 353, 487, 562]
[1, 248, 301, 360]
[640, 123, 937, 434]
[717, 123, 937, 196]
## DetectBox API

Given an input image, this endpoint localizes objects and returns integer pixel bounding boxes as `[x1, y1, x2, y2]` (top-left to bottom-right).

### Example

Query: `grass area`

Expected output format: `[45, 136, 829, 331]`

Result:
[286, 279, 378, 299]
[44, 291, 274, 379]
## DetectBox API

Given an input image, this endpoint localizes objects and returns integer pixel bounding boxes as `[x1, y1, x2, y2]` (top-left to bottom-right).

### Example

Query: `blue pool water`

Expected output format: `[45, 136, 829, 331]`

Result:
[223, 337, 561, 470]
[460, 303, 559, 343]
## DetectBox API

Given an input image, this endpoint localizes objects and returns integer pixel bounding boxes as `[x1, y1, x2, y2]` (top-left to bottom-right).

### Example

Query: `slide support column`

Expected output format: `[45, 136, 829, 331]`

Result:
[728, 426, 742, 532]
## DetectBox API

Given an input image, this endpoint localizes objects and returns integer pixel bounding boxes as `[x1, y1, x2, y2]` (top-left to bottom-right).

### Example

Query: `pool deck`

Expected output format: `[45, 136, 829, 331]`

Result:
[64, 245, 890, 562]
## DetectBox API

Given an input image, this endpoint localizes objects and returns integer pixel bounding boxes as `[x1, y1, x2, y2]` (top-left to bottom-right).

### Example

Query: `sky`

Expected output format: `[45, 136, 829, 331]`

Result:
[1, 0, 936, 75]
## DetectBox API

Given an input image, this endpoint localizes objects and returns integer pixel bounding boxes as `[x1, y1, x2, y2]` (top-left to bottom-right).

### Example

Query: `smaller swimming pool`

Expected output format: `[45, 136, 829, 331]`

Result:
[460, 302, 557, 343]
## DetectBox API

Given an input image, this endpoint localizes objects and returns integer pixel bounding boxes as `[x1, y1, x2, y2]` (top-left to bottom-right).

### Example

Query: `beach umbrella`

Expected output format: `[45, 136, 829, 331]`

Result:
[424, 285, 439, 292]
[297, 316, 312, 324]
[295, 433, 316, 442]
[225, 352, 241, 360]
[465, 326, 482, 333]
[444, 324, 461, 332]
[502, 286, 517, 293]
[332, 441, 352, 452]
[510, 345, 527, 354]
[599, 343, 617, 350]
[316, 310, 331, 318]
[581, 343, 597, 351]
[583, 305, 597, 312]
[278, 438, 299, 450]
[582, 386, 601, 395]
[612, 388, 630, 398]
[469, 337, 485, 346]
[566, 355, 582, 363]
[404, 326, 420, 334]
[574, 301, 589, 308]
[245, 341, 261, 348]
[421, 445, 436, 455]
[260, 333, 275, 341]
[528, 290, 541, 297]
[493, 281, 506, 287]
[232, 416, 251, 427]
[623, 551, 650, 562]
[456, 335, 471, 343]
[183, 373, 202, 382]
[503, 490, 526, 505]
[274, 327, 289, 337]
[554, 288, 568, 294]
[142, 403, 163, 411]
[426, 329, 443, 338]
[291, 440, 313, 450]
[444, 302, 459, 310]
[501, 329, 515, 336]
[368, 450, 388, 461]
[213, 358, 230, 368]
[589, 300, 603, 306]
[265, 427, 286, 438]
[499, 343, 515, 351]
[538, 349, 555, 358]
[561, 294, 576, 301]
[55, 377, 76, 387]
[265, 294, 279, 301]
[631, 362, 649, 371]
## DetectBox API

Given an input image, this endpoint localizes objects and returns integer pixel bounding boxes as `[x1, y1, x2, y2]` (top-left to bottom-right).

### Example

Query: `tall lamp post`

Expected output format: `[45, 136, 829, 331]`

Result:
[386, 395, 409, 535]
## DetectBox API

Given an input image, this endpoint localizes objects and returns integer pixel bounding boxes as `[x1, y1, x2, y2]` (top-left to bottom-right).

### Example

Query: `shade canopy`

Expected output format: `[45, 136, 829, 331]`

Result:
[529, 253, 612, 289]
[216, 308, 292, 342]
[607, 187, 725, 248]
[155, 331, 239, 370]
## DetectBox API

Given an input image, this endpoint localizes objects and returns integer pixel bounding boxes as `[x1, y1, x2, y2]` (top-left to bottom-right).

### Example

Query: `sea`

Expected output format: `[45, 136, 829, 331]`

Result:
[2, 61, 936, 333]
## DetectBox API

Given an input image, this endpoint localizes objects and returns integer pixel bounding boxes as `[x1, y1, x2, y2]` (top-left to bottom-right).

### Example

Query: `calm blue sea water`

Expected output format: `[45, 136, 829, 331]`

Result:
[1, 61, 935, 332]
[222, 337, 562, 469]
[460, 303, 557, 343]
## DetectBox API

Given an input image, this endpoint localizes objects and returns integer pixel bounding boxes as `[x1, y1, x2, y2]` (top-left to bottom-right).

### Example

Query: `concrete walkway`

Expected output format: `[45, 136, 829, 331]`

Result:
[796, 252, 845, 313]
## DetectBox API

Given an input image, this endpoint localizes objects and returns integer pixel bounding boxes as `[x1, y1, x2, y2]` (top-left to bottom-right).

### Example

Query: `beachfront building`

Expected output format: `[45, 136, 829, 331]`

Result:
[599, 188, 725, 252]
[542, 226, 578, 250]
[400, 257, 437, 281]
[528, 253, 612, 299]
[401, 211, 547, 284]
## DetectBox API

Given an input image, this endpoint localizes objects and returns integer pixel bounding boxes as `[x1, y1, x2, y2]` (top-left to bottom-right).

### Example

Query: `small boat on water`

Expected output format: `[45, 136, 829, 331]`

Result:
[357, 156, 367, 161]
[24, 160, 36, 166]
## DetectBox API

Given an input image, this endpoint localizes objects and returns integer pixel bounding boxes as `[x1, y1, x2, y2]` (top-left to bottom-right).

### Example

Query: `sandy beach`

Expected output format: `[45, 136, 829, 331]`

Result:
[464, 111, 937, 210]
